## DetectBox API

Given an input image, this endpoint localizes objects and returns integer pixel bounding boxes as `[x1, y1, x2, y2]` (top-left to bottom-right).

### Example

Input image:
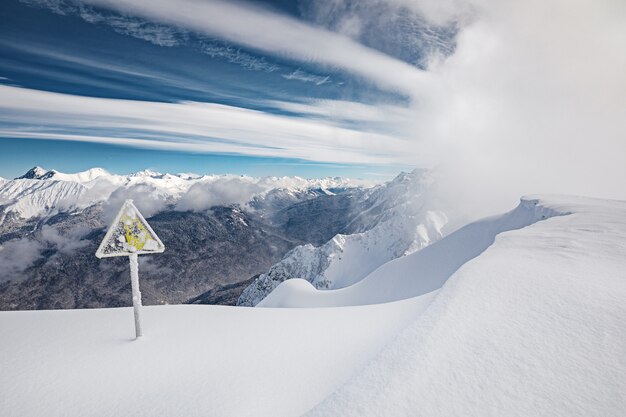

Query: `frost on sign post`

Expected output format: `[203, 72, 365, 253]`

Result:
[95, 199, 165, 338]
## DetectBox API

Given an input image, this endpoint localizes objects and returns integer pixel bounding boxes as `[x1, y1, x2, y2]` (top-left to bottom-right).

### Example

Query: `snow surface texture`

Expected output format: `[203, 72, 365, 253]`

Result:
[238, 170, 447, 306]
[306, 195, 626, 416]
[0, 297, 432, 417]
[0, 166, 373, 221]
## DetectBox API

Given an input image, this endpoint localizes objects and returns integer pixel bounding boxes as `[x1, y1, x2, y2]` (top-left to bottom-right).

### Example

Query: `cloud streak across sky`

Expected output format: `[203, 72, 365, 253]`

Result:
[80, 0, 430, 94]
[0, 85, 411, 165]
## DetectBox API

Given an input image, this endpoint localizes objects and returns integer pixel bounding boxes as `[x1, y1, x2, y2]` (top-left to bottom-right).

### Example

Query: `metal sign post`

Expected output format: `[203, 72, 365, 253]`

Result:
[95, 199, 165, 339]
[128, 253, 143, 337]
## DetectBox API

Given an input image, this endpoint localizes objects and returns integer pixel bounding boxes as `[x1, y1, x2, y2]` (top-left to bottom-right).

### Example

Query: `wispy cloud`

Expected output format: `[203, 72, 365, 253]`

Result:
[79, 8, 187, 47]
[21, 0, 187, 47]
[19, 0, 432, 93]
[77, 0, 429, 94]
[0, 38, 167, 80]
[268, 99, 413, 126]
[199, 42, 279, 73]
[0, 85, 412, 165]
[19, 1, 288, 76]
[282, 69, 331, 86]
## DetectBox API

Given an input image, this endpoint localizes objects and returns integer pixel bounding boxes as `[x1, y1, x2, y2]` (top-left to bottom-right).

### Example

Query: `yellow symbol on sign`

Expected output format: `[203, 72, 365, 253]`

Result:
[121, 215, 152, 251]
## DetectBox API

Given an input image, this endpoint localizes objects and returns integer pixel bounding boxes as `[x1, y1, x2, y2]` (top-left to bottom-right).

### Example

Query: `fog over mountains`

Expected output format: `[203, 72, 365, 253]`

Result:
[0, 166, 440, 310]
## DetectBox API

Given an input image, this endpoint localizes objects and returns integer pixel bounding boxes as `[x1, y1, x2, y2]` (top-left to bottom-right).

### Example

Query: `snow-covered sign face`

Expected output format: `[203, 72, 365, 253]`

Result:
[96, 199, 165, 258]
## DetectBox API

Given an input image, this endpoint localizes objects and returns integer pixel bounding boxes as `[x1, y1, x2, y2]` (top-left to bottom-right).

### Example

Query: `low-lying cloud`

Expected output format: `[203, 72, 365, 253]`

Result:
[40, 225, 91, 254]
[0, 237, 44, 282]
[0, 85, 408, 165]
[176, 178, 266, 212]
[103, 184, 170, 223]
[0, 225, 91, 282]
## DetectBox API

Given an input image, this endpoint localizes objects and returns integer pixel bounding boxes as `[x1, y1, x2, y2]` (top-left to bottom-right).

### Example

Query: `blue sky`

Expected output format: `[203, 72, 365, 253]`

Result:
[1, 137, 406, 179]
[0, 0, 455, 179]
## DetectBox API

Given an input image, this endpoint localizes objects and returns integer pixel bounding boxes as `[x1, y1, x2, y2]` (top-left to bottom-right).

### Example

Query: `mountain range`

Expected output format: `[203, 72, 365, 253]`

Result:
[0, 166, 443, 310]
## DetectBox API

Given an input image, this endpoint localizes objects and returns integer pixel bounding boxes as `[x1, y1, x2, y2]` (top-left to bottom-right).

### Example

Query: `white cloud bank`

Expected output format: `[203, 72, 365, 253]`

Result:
[401, 0, 626, 220]
[176, 179, 265, 212]
[0, 225, 90, 282]
[0, 237, 43, 282]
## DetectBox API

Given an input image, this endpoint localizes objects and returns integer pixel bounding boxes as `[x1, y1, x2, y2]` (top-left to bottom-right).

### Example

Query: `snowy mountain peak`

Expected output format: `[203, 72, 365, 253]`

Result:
[40, 169, 59, 179]
[130, 169, 163, 178]
[15, 166, 48, 180]
[387, 169, 430, 189]
[40, 167, 111, 182]
[390, 170, 411, 182]
[1, 166, 377, 220]
[13, 166, 111, 183]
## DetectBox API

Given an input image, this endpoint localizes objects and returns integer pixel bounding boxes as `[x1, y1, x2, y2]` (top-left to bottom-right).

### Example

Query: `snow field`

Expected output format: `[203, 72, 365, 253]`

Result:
[306, 196, 626, 416]
[0, 297, 430, 417]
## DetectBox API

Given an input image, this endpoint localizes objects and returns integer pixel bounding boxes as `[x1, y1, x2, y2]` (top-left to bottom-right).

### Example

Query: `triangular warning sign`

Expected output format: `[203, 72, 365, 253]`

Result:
[96, 199, 165, 258]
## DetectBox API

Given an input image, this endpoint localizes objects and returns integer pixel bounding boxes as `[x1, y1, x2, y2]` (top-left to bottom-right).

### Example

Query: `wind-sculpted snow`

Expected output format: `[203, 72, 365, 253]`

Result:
[238, 210, 446, 306]
[238, 170, 446, 306]
[305, 195, 626, 416]
[260, 197, 566, 307]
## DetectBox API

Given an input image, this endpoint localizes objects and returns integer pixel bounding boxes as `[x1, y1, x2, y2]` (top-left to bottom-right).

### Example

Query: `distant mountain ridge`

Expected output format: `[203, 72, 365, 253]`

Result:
[0, 167, 377, 310]
[1, 166, 372, 221]
[0, 167, 445, 311]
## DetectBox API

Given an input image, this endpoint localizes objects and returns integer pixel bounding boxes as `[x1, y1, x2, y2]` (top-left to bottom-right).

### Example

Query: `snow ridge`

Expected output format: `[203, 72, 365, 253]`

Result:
[15, 166, 48, 180]
[259, 196, 568, 308]
[238, 170, 447, 306]
[305, 195, 626, 416]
